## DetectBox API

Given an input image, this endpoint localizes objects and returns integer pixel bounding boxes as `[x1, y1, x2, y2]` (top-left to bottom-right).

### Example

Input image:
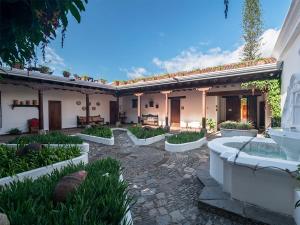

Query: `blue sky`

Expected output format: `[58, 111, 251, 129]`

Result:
[44, 0, 291, 82]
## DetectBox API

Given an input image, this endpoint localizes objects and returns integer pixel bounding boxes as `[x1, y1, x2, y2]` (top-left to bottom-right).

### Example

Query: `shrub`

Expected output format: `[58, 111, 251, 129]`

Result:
[0, 144, 81, 178]
[0, 158, 132, 225]
[167, 132, 205, 144]
[82, 126, 112, 138]
[206, 118, 216, 131]
[8, 128, 22, 135]
[9, 131, 83, 144]
[220, 121, 253, 130]
[128, 125, 165, 139]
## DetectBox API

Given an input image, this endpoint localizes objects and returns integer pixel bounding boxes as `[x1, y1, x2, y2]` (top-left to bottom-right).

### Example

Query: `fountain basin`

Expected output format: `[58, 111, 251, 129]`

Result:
[208, 136, 299, 216]
[268, 128, 300, 161]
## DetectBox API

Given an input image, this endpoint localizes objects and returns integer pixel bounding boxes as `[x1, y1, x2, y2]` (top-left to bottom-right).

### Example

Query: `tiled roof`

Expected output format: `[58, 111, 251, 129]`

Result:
[113, 57, 277, 86]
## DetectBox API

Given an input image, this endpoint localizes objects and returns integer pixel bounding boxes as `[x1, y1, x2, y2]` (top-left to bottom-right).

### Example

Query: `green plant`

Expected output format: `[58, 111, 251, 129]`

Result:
[0, 158, 132, 225]
[0, 0, 88, 66]
[100, 78, 107, 84]
[82, 126, 112, 138]
[128, 125, 165, 139]
[241, 79, 281, 119]
[220, 121, 253, 130]
[9, 131, 83, 144]
[167, 132, 204, 144]
[39, 65, 53, 74]
[8, 128, 22, 135]
[206, 118, 216, 131]
[0, 144, 81, 178]
[63, 70, 71, 77]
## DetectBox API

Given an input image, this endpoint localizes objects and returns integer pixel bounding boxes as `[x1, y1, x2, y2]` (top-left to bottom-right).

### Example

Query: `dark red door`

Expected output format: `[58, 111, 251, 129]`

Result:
[110, 101, 118, 124]
[226, 96, 240, 121]
[48, 101, 62, 130]
[171, 99, 180, 125]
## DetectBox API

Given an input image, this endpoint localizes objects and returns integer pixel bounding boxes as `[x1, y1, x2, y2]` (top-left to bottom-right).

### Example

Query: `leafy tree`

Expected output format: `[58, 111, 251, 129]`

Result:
[0, 0, 88, 67]
[242, 0, 263, 61]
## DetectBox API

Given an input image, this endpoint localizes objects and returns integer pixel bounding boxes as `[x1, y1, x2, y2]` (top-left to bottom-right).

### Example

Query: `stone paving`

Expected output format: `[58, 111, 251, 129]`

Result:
[88, 130, 266, 225]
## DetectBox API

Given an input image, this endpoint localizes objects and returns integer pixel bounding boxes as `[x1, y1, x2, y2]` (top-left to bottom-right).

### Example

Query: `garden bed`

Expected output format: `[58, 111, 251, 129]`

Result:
[77, 126, 114, 145]
[127, 126, 166, 145]
[220, 121, 258, 137]
[0, 159, 133, 225]
[165, 132, 207, 152]
[0, 144, 89, 186]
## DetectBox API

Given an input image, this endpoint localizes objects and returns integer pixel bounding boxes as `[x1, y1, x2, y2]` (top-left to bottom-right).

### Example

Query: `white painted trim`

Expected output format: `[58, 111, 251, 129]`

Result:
[76, 133, 114, 145]
[0, 145, 89, 186]
[220, 128, 258, 137]
[165, 137, 207, 152]
[126, 129, 166, 145]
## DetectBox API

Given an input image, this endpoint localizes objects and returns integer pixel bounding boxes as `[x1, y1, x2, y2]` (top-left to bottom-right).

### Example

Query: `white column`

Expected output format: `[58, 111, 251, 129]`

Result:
[196, 87, 211, 129]
[134, 93, 143, 123]
[161, 91, 172, 127]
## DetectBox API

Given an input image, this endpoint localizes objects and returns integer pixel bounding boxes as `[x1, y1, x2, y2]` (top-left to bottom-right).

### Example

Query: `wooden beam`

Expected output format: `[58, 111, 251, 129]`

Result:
[168, 96, 186, 100]
[207, 90, 262, 97]
[38, 90, 44, 130]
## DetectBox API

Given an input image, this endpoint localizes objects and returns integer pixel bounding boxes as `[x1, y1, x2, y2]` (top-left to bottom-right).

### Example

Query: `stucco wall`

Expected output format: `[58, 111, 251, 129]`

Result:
[0, 84, 115, 134]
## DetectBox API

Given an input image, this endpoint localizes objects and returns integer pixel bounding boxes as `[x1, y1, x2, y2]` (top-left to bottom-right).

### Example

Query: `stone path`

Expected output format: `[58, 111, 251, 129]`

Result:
[88, 130, 268, 225]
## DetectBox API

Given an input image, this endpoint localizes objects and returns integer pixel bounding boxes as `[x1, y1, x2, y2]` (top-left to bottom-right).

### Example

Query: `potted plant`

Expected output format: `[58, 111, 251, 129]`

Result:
[114, 80, 120, 86]
[12, 61, 24, 69]
[25, 100, 31, 105]
[82, 75, 89, 81]
[39, 66, 53, 74]
[220, 121, 258, 137]
[73, 74, 80, 80]
[63, 70, 71, 78]
[100, 79, 107, 84]
[13, 100, 19, 105]
[32, 100, 38, 105]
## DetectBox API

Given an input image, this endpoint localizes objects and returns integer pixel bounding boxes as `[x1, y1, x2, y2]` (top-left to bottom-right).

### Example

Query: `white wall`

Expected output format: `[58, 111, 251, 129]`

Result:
[0, 84, 115, 134]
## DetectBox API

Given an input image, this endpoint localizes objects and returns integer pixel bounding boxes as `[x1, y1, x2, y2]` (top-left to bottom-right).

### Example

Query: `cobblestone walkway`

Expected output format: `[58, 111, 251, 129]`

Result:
[88, 131, 263, 225]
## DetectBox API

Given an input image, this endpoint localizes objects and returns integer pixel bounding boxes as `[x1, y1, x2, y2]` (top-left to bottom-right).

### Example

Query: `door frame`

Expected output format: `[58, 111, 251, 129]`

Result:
[109, 101, 118, 125]
[48, 100, 62, 130]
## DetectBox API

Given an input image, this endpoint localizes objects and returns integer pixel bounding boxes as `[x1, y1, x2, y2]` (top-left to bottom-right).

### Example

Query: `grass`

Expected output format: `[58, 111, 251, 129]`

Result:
[0, 144, 81, 178]
[0, 158, 132, 225]
[9, 131, 83, 144]
[220, 121, 253, 130]
[128, 125, 165, 139]
[82, 126, 112, 138]
[167, 132, 205, 144]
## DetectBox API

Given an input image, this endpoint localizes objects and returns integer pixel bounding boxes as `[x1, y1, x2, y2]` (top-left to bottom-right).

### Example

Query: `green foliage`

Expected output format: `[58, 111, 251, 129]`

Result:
[9, 131, 83, 144]
[82, 126, 112, 138]
[242, 0, 263, 61]
[128, 126, 165, 139]
[0, 0, 88, 66]
[0, 158, 132, 225]
[206, 118, 216, 131]
[167, 132, 205, 144]
[39, 65, 53, 74]
[0, 145, 81, 178]
[8, 128, 22, 135]
[241, 79, 281, 118]
[220, 121, 253, 130]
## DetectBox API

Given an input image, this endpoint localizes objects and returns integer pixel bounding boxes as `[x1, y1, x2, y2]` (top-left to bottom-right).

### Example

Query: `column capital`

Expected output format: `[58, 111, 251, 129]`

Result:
[196, 87, 211, 92]
[161, 90, 172, 95]
[134, 93, 143, 97]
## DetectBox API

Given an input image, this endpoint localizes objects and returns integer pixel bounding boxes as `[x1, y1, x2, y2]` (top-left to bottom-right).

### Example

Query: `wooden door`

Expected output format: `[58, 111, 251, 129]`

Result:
[110, 101, 118, 124]
[247, 96, 257, 128]
[48, 101, 62, 130]
[226, 96, 240, 121]
[171, 99, 180, 124]
[259, 101, 265, 128]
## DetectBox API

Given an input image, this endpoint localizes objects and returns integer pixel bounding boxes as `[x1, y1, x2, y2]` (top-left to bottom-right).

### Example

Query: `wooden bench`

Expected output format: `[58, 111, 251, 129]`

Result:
[77, 115, 104, 127]
[141, 114, 159, 126]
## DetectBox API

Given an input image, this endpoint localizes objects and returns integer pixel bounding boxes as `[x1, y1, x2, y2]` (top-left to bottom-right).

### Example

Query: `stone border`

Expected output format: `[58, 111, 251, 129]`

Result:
[0, 143, 89, 186]
[76, 133, 114, 145]
[165, 137, 207, 152]
[220, 128, 258, 137]
[126, 129, 166, 145]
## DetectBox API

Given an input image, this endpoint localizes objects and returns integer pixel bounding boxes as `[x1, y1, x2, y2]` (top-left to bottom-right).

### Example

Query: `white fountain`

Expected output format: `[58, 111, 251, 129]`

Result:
[268, 73, 300, 161]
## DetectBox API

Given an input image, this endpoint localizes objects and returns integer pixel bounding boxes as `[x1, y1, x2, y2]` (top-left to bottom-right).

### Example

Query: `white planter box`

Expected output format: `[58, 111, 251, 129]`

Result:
[127, 130, 166, 145]
[295, 190, 300, 225]
[0, 144, 89, 186]
[165, 137, 207, 152]
[220, 128, 258, 137]
[76, 133, 114, 145]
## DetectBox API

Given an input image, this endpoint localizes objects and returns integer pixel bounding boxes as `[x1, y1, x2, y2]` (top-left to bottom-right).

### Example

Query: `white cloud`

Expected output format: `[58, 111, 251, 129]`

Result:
[121, 67, 148, 79]
[153, 28, 280, 73]
[41, 47, 66, 74]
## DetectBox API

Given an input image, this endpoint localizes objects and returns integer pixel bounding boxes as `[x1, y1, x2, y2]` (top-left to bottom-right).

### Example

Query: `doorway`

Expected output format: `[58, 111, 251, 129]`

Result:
[48, 101, 62, 130]
[226, 96, 240, 121]
[110, 101, 118, 124]
[259, 101, 266, 128]
[171, 99, 180, 126]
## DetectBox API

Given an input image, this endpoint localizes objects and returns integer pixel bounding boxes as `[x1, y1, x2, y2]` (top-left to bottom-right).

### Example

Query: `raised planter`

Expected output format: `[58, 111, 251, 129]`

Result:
[220, 128, 258, 137]
[126, 129, 166, 145]
[76, 133, 114, 145]
[0, 143, 89, 186]
[165, 137, 207, 152]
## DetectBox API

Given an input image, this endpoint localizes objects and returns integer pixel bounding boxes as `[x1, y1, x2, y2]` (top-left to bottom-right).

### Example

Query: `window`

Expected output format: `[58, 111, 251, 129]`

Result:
[132, 99, 137, 108]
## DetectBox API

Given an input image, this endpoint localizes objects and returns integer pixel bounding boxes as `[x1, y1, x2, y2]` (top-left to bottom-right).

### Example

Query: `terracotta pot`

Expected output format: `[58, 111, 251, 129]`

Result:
[32, 100, 38, 105]
[13, 100, 19, 105]
[19, 101, 24, 105]
[26, 100, 31, 105]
